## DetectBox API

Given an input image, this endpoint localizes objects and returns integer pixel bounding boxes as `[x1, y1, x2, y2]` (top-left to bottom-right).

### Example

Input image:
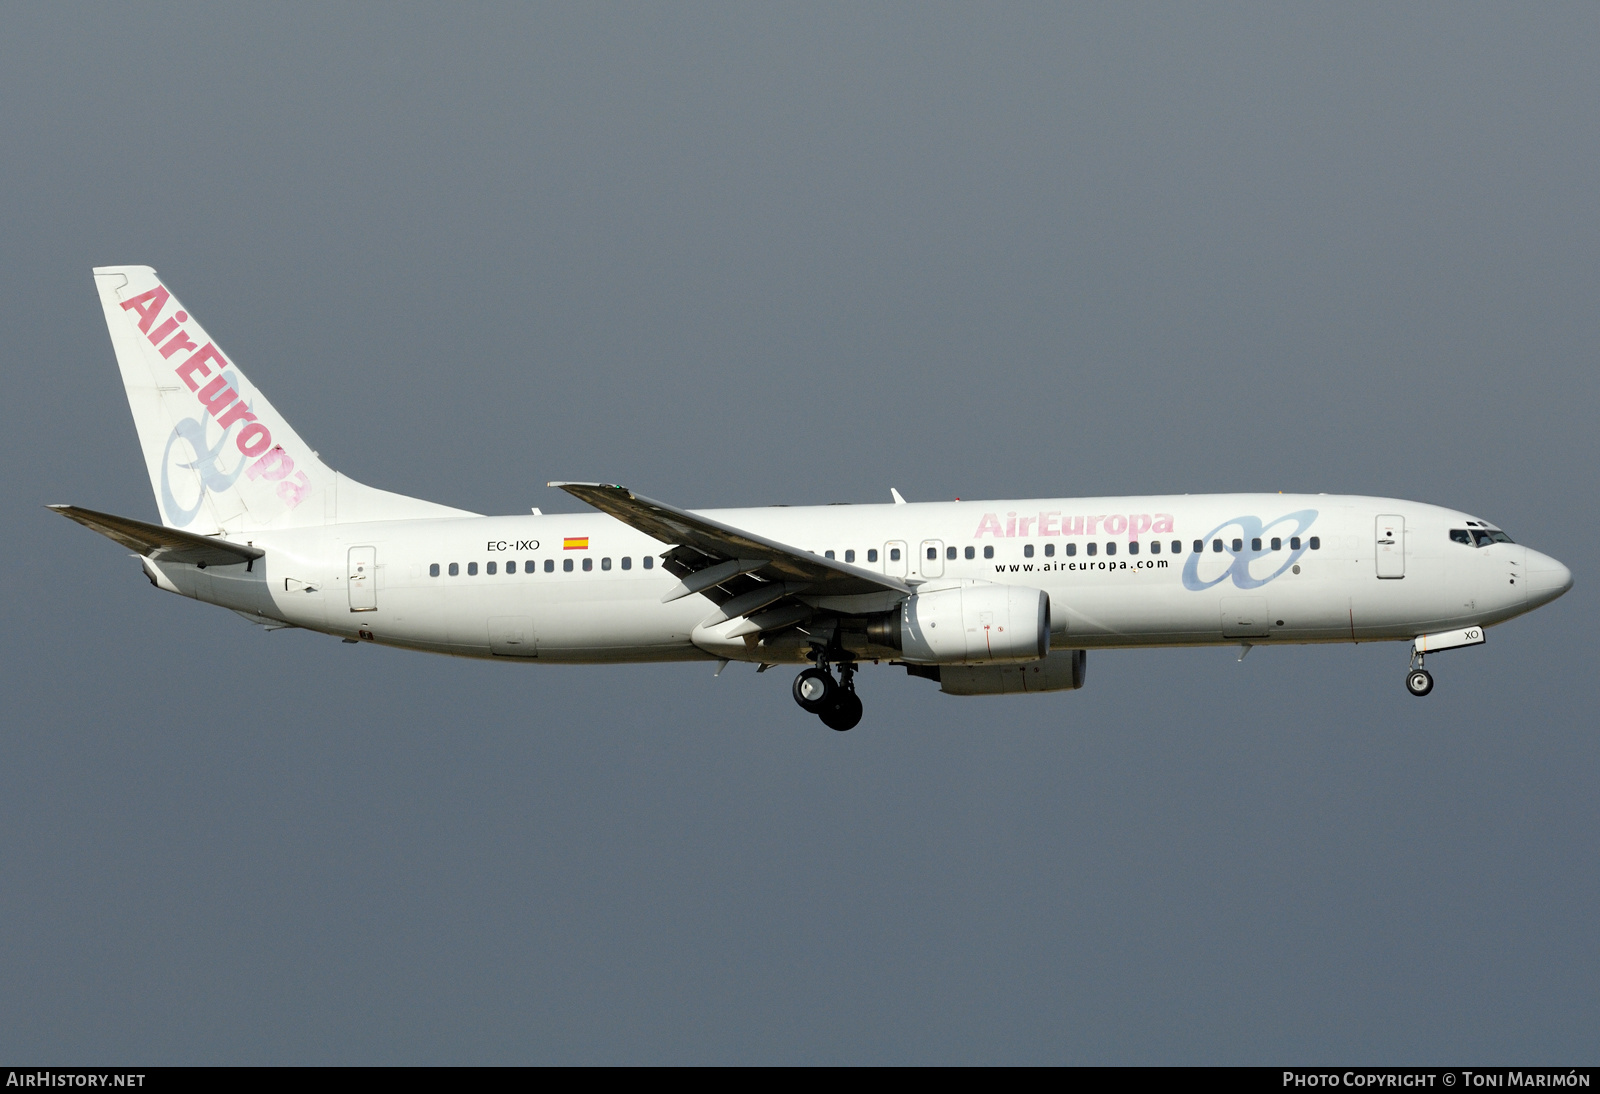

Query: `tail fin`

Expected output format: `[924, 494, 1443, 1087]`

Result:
[93, 266, 475, 532]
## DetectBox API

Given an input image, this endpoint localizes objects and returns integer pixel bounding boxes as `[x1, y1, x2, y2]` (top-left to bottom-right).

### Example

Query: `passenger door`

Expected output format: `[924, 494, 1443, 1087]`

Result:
[1376, 515, 1405, 579]
[347, 546, 377, 612]
[919, 539, 945, 579]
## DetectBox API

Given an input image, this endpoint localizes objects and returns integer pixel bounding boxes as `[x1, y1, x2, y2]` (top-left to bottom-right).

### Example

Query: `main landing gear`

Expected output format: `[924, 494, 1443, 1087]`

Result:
[793, 662, 864, 731]
[1406, 650, 1434, 697]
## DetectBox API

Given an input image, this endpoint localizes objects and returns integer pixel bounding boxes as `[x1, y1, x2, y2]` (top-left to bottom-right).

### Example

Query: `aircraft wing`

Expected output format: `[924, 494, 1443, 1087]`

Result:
[549, 482, 913, 598]
[49, 504, 265, 567]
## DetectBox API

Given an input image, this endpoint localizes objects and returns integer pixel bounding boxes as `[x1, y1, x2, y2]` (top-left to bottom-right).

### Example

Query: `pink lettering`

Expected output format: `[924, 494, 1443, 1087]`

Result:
[1152, 514, 1175, 533]
[146, 316, 180, 346]
[1017, 516, 1037, 537]
[974, 513, 1005, 538]
[1104, 515, 1128, 535]
[1128, 514, 1152, 540]
[246, 446, 294, 482]
[1006, 512, 1017, 538]
[157, 329, 198, 360]
[118, 286, 169, 333]
[1062, 515, 1084, 536]
[215, 401, 256, 430]
[236, 422, 272, 457]
[196, 375, 238, 417]
[175, 343, 227, 390]
[277, 471, 311, 508]
[1040, 511, 1061, 536]
[1085, 515, 1105, 535]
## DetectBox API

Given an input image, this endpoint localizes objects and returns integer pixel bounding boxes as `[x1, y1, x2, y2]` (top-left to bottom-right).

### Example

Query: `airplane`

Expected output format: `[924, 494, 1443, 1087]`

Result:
[54, 265, 1573, 731]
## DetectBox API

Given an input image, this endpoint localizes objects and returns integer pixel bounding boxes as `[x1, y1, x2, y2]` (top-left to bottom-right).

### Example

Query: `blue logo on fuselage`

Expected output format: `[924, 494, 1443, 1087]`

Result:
[1181, 510, 1318, 591]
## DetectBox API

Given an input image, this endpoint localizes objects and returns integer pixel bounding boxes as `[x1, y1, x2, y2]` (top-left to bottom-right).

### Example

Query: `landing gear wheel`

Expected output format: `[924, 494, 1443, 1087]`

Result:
[1406, 669, 1434, 697]
[819, 689, 863, 732]
[793, 668, 836, 713]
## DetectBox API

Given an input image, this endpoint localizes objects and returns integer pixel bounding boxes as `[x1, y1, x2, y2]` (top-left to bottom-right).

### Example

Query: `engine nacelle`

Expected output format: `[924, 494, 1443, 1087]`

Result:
[938, 649, 1087, 695]
[867, 582, 1049, 664]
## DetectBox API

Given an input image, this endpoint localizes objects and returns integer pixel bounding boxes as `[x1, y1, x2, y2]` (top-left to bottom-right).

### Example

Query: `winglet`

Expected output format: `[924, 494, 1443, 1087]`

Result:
[890, 488, 907, 505]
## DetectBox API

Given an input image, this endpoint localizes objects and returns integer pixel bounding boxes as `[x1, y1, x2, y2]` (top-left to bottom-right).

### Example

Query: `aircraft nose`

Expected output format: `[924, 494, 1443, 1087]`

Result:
[1524, 550, 1573, 607]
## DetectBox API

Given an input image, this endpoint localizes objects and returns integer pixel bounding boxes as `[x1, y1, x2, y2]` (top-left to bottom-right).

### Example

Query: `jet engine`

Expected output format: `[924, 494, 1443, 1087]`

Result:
[866, 582, 1049, 664]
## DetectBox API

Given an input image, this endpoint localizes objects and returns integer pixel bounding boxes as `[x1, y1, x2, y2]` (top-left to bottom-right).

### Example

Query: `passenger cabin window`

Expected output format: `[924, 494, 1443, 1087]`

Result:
[429, 563, 440, 577]
[927, 546, 938, 560]
[1149, 541, 1159, 554]
[1290, 537, 1301, 550]
[983, 546, 994, 559]
[1128, 541, 1139, 555]
[1106, 542, 1117, 556]
[825, 550, 835, 559]
[1251, 538, 1262, 552]
[1087, 543, 1097, 556]
[1193, 540, 1203, 553]
[845, 550, 856, 563]
[449, 563, 459, 576]
[1271, 538, 1281, 551]
[890, 548, 901, 561]
[545, 559, 555, 572]
[1212, 540, 1223, 553]
[1309, 537, 1321, 550]
[601, 557, 611, 571]
[583, 558, 593, 571]
[1172, 540, 1182, 554]
[622, 557, 632, 570]
[965, 546, 974, 560]
[563, 559, 573, 572]
[867, 549, 878, 563]
[486, 561, 497, 575]
[946, 546, 956, 560]
[643, 557, 654, 569]
[1023, 544, 1034, 558]
[1066, 543, 1077, 556]
[1044, 544, 1055, 557]
[467, 562, 478, 575]
[1231, 539, 1243, 552]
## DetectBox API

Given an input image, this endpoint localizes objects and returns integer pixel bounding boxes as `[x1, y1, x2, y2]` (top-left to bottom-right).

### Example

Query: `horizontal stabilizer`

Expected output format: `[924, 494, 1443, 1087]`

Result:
[49, 504, 263, 567]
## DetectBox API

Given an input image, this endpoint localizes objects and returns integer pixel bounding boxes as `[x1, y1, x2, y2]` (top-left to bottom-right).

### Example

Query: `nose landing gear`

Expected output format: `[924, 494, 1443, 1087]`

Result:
[1406, 650, 1434, 697]
[793, 661, 864, 731]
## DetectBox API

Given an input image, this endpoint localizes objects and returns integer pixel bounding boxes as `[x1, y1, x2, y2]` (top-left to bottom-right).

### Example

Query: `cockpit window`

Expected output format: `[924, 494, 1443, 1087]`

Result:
[1473, 529, 1514, 546]
[1450, 529, 1472, 545]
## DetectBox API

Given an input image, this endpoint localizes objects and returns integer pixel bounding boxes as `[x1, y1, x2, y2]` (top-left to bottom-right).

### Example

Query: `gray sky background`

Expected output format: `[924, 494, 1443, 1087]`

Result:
[2, 4, 1596, 1064]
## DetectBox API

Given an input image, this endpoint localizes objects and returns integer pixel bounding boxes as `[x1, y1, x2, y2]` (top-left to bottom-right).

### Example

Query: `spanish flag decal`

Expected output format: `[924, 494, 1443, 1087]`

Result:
[563, 537, 589, 550]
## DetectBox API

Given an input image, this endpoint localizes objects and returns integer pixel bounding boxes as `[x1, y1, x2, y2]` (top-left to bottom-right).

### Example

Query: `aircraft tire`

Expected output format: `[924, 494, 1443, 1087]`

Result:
[1406, 669, 1434, 697]
[793, 668, 835, 713]
[820, 690, 863, 732]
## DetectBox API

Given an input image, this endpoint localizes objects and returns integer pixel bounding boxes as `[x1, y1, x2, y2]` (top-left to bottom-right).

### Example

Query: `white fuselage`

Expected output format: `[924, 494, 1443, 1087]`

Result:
[148, 493, 1570, 665]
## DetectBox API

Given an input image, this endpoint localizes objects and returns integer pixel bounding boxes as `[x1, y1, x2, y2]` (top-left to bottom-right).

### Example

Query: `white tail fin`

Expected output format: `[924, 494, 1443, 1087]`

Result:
[93, 266, 475, 532]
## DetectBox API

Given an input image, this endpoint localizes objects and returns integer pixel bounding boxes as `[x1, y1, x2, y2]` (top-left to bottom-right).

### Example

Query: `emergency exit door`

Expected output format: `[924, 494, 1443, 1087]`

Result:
[1375, 516, 1405, 579]
[883, 541, 908, 578]
[348, 546, 377, 611]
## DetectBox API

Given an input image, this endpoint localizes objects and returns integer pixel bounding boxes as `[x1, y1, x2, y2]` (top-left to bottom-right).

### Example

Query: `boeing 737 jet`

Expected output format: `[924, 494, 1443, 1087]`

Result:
[55, 266, 1573, 730]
